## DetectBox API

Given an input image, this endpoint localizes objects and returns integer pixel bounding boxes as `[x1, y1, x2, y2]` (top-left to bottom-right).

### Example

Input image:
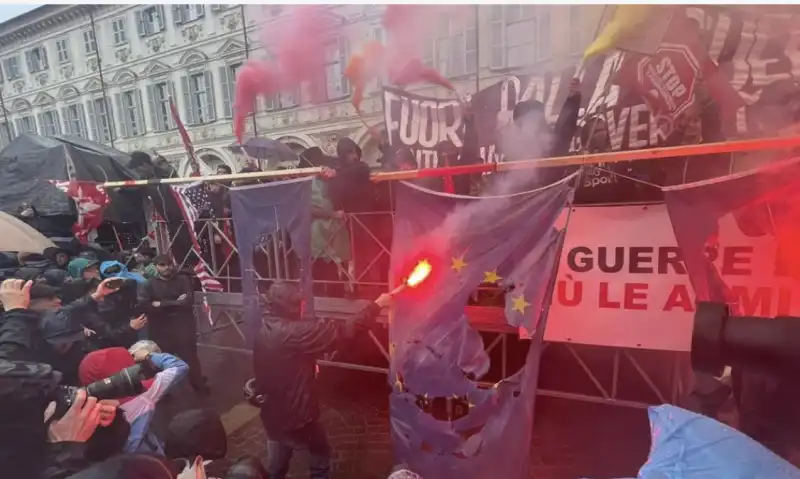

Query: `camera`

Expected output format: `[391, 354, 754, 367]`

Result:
[49, 361, 156, 419]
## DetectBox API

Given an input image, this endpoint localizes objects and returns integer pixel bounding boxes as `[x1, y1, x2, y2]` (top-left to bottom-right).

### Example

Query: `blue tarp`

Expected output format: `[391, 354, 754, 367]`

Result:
[585, 405, 800, 479]
[229, 177, 314, 344]
[389, 177, 576, 478]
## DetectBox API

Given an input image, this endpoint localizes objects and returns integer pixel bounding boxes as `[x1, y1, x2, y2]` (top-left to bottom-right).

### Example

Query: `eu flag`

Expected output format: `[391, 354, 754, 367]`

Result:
[389, 175, 576, 478]
[229, 177, 314, 344]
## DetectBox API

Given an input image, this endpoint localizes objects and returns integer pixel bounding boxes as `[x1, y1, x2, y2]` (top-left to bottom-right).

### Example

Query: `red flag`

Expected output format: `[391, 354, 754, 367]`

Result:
[49, 180, 110, 244]
[169, 99, 202, 176]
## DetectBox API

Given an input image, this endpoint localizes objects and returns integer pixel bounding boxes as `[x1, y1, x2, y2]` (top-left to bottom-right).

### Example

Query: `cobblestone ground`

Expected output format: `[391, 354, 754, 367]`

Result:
[192, 329, 652, 479]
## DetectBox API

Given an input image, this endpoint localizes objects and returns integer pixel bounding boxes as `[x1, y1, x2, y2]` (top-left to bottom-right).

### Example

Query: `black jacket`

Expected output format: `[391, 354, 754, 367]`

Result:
[137, 274, 194, 342]
[253, 302, 381, 434]
[0, 359, 79, 479]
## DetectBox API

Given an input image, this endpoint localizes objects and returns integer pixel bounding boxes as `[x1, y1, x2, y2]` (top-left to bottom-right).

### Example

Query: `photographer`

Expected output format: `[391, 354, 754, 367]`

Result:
[0, 359, 117, 478]
[251, 281, 392, 479]
[78, 343, 188, 455]
[0, 277, 124, 384]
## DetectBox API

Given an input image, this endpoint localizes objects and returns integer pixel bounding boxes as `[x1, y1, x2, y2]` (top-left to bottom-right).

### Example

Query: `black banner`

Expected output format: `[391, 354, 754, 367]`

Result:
[382, 88, 464, 168]
[383, 6, 800, 165]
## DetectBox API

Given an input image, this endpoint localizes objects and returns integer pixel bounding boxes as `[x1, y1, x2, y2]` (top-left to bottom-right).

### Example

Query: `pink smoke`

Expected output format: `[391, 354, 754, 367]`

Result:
[233, 6, 338, 142]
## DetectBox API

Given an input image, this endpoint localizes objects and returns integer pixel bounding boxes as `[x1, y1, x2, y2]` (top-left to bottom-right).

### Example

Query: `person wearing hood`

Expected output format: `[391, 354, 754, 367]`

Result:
[137, 255, 208, 394]
[303, 148, 351, 298]
[15, 251, 71, 288]
[79, 346, 188, 455]
[62, 257, 102, 305]
[252, 281, 392, 479]
[496, 78, 582, 191]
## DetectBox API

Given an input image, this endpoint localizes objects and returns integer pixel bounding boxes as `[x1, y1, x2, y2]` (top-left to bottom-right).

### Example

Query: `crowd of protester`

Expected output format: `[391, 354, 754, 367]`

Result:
[0, 241, 270, 477]
[0, 76, 743, 478]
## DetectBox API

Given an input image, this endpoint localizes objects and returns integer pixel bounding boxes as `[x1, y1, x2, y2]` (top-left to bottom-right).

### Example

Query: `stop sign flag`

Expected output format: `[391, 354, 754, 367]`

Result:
[636, 43, 701, 121]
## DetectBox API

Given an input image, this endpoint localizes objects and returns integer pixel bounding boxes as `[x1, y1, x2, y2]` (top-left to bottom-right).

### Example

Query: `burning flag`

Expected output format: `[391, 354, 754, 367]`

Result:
[389, 177, 576, 477]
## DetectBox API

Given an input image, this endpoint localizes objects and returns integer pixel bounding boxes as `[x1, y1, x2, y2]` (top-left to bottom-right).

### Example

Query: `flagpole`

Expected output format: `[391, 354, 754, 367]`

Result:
[0, 87, 11, 141]
[101, 134, 800, 188]
[240, 4, 258, 139]
[473, 4, 480, 94]
[90, 11, 114, 149]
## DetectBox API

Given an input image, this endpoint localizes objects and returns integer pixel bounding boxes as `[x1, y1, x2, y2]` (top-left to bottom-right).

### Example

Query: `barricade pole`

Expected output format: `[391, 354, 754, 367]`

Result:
[102, 135, 800, 189]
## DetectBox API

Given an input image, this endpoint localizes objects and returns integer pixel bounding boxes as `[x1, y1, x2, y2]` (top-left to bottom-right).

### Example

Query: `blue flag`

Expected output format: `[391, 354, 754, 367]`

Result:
[389, 176, 576, 478]
[663, 158, 800, 312]
[229, 177, 314, 344]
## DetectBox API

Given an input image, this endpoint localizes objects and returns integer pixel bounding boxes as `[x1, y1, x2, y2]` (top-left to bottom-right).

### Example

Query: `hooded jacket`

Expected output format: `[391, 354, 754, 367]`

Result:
[253, 286, 381, 434]
[15, 253, 70, 287]
[100, 260, 147, 285]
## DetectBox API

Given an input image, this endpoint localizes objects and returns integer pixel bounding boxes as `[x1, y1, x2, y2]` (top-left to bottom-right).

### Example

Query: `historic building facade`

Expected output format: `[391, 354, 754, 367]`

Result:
[0, 4, 603, 175]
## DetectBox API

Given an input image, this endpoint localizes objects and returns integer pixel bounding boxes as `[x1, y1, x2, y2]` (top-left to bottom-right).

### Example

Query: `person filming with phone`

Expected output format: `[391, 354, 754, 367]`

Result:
[137, 255, 209, 395]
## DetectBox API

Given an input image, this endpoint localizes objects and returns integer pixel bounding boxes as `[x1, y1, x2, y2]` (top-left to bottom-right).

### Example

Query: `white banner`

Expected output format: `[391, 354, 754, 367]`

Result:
[545, 204, 800, 352]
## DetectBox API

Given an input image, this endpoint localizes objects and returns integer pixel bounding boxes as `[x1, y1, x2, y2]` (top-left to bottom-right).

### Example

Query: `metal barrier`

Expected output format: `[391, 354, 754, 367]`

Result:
[151, 201, 686, 410]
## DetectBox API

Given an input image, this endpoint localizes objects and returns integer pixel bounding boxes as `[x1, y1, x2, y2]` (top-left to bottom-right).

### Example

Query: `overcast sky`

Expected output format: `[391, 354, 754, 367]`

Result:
[0, 4, 42, 25]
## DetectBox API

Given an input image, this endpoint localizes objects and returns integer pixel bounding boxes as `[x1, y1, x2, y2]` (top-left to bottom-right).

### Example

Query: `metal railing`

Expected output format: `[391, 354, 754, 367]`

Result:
[152, 201, 685, 409]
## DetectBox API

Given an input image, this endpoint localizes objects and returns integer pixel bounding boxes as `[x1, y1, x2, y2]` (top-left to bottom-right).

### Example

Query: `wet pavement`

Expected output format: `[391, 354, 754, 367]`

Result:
[184, 324, 653, 479]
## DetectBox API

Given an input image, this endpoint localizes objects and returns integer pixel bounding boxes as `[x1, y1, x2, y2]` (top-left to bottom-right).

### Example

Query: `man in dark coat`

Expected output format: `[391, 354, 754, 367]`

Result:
[252, 281, 392, 479]
[137, 254, 208, 394]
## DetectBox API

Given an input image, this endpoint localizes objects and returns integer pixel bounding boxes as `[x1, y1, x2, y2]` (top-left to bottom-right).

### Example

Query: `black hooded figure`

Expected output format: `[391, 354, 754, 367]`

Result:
[252, 281, 390, 479]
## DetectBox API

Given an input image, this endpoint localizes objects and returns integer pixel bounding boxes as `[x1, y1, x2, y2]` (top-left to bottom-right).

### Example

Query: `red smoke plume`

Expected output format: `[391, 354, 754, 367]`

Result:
[233, 6, 337, 142]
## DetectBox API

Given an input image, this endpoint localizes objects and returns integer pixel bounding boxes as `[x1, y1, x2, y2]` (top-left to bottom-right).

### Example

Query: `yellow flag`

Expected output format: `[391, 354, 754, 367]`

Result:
[583, 5, 658, 60]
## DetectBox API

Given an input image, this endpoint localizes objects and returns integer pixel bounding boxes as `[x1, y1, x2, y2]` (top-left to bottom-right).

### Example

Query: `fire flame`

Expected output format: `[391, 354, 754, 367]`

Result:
[406, 259, 432, 287]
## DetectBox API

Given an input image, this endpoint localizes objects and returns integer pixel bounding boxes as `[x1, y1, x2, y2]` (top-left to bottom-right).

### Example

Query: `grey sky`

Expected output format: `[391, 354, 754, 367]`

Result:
[0, 4, 42, 25]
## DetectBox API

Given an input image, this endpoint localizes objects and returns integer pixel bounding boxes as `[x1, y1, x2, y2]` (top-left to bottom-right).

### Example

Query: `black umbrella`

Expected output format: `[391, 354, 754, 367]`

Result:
[226, 137, 299, 169]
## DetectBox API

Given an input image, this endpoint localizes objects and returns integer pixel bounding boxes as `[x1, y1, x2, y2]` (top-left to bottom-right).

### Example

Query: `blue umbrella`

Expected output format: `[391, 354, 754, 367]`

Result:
[226, 137, 299, 169]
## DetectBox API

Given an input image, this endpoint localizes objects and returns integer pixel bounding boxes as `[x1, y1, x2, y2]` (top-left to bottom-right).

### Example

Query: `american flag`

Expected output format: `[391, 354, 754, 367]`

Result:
[170, 182, 223, 294]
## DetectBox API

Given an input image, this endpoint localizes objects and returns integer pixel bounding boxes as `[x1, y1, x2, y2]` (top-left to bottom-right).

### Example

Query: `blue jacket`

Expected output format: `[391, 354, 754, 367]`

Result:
[100, 260, 146, 285]
[120, 352, 188, 454]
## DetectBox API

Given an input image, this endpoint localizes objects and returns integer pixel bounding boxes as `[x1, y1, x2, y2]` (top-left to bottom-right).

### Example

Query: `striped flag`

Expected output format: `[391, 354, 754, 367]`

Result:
[169, 99, 214, 177]
[170, 181, 223, 294]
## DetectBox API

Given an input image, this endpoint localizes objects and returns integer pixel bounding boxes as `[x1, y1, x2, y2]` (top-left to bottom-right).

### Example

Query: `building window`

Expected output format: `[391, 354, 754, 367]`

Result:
[115, 89, 144, 138]
[25, 46, 48, 74]
[137, 6, 166, 37]
[112, 18, 127, 46]
[181, 71, 216, 125]
[38, 110, 61, 136]
[3, 57, 20, 80]
[324, 37, 349, 101]
[83, 30, 97, 55]
[427, 16, 477, 78]
[173, 5, 205, 24]
[62, 103, 87, 139]
[0, 122, 13, 146]
[569, 6, 582, 55]
[15, 116, 37, 135]
[87, 98, 114, 143]
[55, 39, 70, 64]
[147, 81, 175, 132]
[489, 5, 550, 69]
[219, 62, 240, 118]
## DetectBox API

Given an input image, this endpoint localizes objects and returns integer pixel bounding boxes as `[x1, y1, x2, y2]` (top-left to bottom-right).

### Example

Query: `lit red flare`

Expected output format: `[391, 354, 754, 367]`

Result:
[406, 259, 432, 288]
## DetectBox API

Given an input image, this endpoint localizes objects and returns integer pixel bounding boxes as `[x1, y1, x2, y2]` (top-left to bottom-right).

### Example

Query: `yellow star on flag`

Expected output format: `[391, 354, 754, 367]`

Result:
[511, 295, 530, 314]
[484, 270, 502, 284]
[451, 255, 467, 272]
